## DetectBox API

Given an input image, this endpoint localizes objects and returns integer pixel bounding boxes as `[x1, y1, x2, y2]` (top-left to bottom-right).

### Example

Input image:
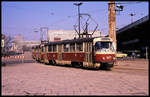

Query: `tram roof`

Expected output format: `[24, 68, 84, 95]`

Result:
[45, 37, 96, 46]
[32, 36, 111, 48]
[44, 36, 111, 46]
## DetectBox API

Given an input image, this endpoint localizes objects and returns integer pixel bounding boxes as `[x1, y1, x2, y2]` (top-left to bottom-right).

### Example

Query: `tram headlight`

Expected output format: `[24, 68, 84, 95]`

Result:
[102, 57, 105, 60]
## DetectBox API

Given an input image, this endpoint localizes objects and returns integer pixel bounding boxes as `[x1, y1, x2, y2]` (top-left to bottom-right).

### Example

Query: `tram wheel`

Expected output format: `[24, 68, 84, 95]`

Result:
[79, 62, 83, 68]
[100, 64, 111, 70]
[52, 60, 56, 65]
[71, 62, 76, 67]
[71, 62, 83, 68]
[105, 66, 111, 71]
[49, 60, 56, 65]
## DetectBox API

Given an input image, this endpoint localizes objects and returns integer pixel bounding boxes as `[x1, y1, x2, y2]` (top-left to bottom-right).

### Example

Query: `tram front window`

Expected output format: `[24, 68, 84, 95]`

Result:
[95, 42, 114, 52]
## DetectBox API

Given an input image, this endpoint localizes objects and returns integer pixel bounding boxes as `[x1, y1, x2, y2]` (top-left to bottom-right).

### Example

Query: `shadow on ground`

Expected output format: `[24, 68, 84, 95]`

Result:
[44, 62, 111, 71]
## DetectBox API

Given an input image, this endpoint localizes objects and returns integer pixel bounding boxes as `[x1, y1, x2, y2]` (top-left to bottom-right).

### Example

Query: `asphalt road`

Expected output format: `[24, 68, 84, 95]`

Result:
[1, 52, 149, 96]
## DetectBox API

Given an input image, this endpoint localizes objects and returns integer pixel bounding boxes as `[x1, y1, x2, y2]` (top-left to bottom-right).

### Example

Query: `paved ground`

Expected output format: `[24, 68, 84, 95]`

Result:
[1, 52, 149, 96]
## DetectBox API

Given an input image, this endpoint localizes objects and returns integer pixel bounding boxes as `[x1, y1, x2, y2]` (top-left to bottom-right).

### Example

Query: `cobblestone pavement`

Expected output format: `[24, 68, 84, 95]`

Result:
[1, 52, 149, 96]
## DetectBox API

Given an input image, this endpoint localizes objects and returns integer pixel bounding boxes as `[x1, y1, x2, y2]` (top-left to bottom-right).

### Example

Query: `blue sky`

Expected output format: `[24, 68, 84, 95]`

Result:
[2, 1, 149, 41]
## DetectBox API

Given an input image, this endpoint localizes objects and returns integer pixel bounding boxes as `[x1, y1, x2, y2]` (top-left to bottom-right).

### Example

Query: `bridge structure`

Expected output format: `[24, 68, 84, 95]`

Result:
[116, 15, 149, 57]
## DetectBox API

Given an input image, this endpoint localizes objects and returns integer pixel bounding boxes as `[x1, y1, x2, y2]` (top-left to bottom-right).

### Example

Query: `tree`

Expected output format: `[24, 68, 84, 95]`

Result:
[4, 35, 13, 52]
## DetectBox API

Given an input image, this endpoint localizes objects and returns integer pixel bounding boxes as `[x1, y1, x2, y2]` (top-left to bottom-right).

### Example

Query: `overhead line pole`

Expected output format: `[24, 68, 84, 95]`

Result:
[40, 27, 49, 42]
[108, 1, 117, 66]
[108, 1, 117, 52]
[74, 3, 82, 39]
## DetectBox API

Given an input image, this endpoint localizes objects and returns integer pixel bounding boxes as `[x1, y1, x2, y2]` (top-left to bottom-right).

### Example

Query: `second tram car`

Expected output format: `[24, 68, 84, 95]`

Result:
[32, 36, 116, 70]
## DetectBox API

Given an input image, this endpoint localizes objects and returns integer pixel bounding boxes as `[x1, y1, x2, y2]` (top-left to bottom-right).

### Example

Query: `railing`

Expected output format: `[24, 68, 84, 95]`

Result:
[2, 54, 25, 63]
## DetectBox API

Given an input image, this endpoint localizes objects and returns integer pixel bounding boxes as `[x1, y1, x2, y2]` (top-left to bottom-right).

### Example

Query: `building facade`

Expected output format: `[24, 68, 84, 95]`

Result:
[11, 34, 40, 52]
[1, 34, 5, 53]
[47, 30, 101, 42]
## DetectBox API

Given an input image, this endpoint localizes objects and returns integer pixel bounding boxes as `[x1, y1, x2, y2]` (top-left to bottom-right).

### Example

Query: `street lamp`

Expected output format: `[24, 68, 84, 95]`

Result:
[115, 4, 124, 15]
[116, 4, 124, 11]
[129, 13, 136, 23]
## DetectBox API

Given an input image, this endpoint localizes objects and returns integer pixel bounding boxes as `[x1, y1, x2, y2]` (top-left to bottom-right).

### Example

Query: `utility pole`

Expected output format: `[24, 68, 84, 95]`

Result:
[40, 28, 43, 42]
[74, 3, 82, 38]
[45, 27, 49, 42]
[40, 27, 49, 42]
[108, 1, 116, 51]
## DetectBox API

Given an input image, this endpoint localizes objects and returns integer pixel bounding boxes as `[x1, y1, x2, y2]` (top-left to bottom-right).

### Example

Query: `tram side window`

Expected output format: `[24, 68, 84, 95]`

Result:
[64, 44, 69, 52]
[36, 48, 38, 53]
[37, 49, 39, 52]
[44, 46, 46, 52]
[53, 45, 56, 52]
[35, 49, 37, 52]
[77, 43, 83, 52]
[70, 43, 75, 52]
[32, 49, 34, 52]
[86, 43, 88, 52]
[41, 47, 44, 52]
[53, 45, 57, 52]
[48, 45, 52, 52]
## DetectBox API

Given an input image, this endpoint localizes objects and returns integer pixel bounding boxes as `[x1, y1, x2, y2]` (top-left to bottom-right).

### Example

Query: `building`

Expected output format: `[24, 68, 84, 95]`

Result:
[22, 41, 41, 47]
[10, 34, 24, 52]
[10, 42, 18, 51]
[47, 30, 101, 42]
[1, 34, 5, 53]
[11, 34, 40, 52]
[13, 34, 24, 42]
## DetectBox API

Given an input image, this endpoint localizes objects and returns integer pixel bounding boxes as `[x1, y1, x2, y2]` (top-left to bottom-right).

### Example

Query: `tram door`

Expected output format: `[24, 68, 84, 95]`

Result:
[44, 46, 48, 63]
[38, 47, 41, 60]
[85, 42, 93, 65]
[41, 46, 45, 61]
[58, 44, 62, 60]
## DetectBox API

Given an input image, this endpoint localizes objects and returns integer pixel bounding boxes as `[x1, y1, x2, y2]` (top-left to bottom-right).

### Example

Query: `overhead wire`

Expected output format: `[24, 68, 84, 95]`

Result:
[49, 7, 107, 26]
[49, 1, 146, 29]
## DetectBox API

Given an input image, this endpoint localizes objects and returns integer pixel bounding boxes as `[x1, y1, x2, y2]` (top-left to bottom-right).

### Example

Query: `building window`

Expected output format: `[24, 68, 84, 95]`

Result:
[77, 43, 83, 52]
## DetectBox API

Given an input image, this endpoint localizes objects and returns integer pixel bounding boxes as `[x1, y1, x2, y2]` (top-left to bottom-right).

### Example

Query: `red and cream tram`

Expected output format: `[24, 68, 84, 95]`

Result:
[32, 36, 116, 70]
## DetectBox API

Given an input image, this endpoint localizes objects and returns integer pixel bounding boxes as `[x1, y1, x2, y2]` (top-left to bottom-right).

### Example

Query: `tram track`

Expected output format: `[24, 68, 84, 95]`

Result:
[113, 66, 147, 71]
[111, 66, 148, 76]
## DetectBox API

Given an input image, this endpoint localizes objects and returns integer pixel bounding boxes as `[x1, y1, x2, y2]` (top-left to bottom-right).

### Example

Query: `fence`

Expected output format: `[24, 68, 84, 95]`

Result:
[2, 54, 24, 63]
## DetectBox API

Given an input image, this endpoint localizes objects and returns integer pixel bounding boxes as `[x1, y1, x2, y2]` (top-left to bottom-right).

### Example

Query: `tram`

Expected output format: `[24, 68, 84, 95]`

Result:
[32, 36, 116, 70]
